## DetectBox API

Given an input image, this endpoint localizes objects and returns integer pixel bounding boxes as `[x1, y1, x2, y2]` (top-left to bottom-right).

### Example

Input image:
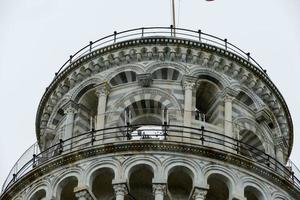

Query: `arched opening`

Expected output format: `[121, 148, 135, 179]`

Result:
[127, 164, 154, 200]
[239, 130, 266, 162]
[110, 71, 137, 86]
[57, 176, 78, 200]
[195, 77, 222, 124]
[152, 68, 181, 80]
[244, 185, 264, 200]
[236, 91, 255, 110]
[76, 89, 98, 133]
[206, 174, 230, 200]
[90, 168, 115, 199]
[120, 100, 166, 140]
[167, 166, 193, 200]
[29, 189, 46, 200]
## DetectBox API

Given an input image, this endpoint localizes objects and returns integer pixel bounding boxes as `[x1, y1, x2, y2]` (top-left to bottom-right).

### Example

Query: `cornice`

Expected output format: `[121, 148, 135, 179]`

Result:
[1, 141, 299, 200]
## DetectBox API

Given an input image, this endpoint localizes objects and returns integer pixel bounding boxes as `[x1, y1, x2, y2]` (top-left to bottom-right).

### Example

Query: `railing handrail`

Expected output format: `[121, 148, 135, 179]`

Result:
[2, 124, 300, 194]
[53, 26, 266, 77]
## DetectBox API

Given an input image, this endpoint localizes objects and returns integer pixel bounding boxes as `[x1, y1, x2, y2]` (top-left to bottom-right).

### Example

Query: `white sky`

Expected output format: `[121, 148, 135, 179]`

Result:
[0, 0, 299, 189]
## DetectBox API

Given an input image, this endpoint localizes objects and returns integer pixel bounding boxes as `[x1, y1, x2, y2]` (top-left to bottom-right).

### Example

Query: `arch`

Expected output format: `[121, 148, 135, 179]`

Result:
[231, 83, 262, 110]
[202, 164, 238, 196]
[28, 189, 46, 200]
[272, 192, 289, 200]
[189, 67, 231, 89]
[195, 78, 222, 123]
[70, 77, 103, 102]
[162, 157, 203, 186]
[167, 165, 194, 200]
[26, 182, 50, 200]
[127, 164, 155, 199]
[234, 117, 274, 154]
[55, 176, 78, 200]
[239, 129, 267, 162]
[145, 61, 187, 75]
[241, 177, 269, 200]
[84, 158, 121, 186]
[122, 155, 161, 181]
[90, 168, 115, 199]
[111, 88, 182, 112]
[206, 173, 230, 200]
[105, 64, 145, 81]
[109, 71, 137, 86]
[152, 68, 181, 80]
[52, 168, 81, 199]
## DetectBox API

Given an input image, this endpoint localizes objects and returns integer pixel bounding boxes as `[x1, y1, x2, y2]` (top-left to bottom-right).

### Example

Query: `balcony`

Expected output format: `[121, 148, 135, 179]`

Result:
[2, 123, 300, 196]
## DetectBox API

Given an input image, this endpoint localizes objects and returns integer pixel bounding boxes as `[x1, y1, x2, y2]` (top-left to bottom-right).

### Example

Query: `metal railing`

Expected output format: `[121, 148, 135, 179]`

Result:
[2, 124, 300, 193]
[52, 26, 267, 79]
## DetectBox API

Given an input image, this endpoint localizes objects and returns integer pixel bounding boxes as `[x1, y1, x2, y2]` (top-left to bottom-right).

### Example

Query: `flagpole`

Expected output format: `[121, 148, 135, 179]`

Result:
[172, 0, 176, 36]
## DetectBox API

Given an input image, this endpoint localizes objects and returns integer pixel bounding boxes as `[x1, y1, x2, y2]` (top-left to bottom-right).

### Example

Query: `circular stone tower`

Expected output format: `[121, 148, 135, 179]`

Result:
[1, 27, 299, 200]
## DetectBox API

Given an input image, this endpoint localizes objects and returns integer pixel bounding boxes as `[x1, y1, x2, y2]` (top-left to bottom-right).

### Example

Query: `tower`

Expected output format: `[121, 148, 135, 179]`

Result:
[0, 27, 299, 200]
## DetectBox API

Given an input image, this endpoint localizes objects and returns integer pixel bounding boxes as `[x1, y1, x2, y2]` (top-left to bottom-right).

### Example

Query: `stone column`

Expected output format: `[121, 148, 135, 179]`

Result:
[182, 76, 197, 127]
[95, 82, 111, 131]
[192, 187, 207, 200]
[153, 184, 166, 200]
[74, 186, 95, 200]
[113, 183, 128, 200]
[62, 101, 78, 151]
[222, 88, 238, 152]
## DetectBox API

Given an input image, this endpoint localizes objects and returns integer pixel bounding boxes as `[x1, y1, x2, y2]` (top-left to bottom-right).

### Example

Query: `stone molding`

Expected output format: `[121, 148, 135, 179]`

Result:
[1, 141, 299, 200]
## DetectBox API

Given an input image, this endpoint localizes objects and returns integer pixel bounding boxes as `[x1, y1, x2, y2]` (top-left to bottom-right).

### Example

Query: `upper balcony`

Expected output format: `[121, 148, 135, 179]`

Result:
[1, 123, 300, 198]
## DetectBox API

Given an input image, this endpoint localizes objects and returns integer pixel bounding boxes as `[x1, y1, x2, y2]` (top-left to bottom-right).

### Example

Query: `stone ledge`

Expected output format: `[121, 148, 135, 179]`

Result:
[1, 141, 299, 200]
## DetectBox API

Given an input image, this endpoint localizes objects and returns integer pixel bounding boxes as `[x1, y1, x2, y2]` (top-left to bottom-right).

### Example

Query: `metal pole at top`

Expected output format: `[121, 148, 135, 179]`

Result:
[172, 0, 176, 36]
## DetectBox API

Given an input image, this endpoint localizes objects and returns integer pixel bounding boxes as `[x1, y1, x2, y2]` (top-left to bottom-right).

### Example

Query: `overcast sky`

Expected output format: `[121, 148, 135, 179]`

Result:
[0, 0, 300, 189]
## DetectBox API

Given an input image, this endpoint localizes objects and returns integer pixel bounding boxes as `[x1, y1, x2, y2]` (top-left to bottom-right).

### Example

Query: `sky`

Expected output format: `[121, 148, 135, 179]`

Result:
[0, 0, 300, 189]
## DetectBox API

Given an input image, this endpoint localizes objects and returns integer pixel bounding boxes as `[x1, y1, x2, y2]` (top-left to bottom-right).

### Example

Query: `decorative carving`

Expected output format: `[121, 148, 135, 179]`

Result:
[137, 73, 153, 87]
[95, 81, 111, 96]
[192, 187, 207, 200]
[62, 101, 78, 114]
[153, 184, 166, 196]
[113, 183, 128, 196]
[182, 75, 197, 90]
[74, 187, 94, 200]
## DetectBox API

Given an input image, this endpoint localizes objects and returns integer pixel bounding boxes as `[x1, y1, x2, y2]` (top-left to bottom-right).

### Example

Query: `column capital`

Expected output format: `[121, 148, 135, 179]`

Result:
[182, 75, 198, 90]
[95, 81, 111, 96]
[137, 73, 153, 87]
[62, 100, 78, 114]
[74, 186, 95, 200]
[221, 87, 239, 102]
[153, 183, 167, 196]
[192, 187, 208, 200]
[113, 183, 128, 196]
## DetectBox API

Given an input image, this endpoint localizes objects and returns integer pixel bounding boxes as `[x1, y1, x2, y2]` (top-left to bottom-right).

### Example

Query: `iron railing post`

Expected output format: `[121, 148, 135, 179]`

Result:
[247, 52, 250, 61]
[69, 55, 73, 64]
[32, 154, 37, 168]
[200, 126, 204, 145]
[198, 29, 202, 42]
[141, 27, 144, 37]
[114, 31, 117, 43]
[163, 122, 168, 140]
[59, 139, 64, 154]
[170, 25, 174, 37]
[91, 128, 95, 145]
[126, 122, 131, 140]
[13, 174, 17, 182]
[89, 41, 93, 52]
[224, 38, 228, 50]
